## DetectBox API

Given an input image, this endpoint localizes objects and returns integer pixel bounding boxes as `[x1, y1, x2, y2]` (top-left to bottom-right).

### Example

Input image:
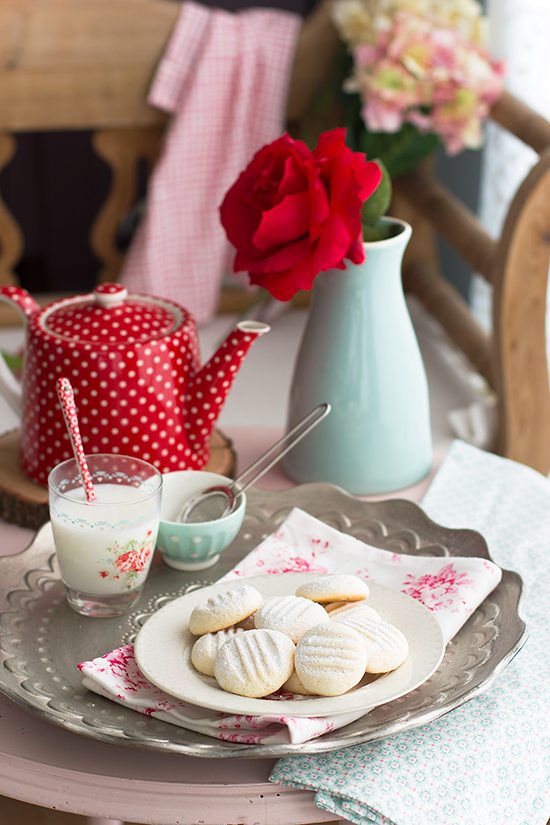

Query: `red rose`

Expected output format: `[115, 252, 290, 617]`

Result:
[220, 128, 381, 300]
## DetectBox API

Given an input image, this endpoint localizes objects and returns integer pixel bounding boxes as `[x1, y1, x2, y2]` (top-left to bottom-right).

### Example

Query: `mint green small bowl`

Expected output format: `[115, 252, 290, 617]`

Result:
[157, 471, 246, 571]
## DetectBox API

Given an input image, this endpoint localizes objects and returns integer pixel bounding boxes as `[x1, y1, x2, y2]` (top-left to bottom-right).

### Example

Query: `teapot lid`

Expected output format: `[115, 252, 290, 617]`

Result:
[41, 284, 184, 347]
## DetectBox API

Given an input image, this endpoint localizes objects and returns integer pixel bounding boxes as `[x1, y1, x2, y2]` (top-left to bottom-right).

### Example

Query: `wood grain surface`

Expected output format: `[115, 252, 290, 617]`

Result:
[0, 0, 177, 131]
[0, 428, 236, 530]
[492, 150, 550, 473]
[0, 133, 23, 285]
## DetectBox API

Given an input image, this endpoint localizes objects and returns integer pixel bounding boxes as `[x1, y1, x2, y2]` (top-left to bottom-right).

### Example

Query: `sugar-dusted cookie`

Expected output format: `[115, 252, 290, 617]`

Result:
[237, 613, 257, 631]
[189, 585, 263, 636]
[334, 614, 409, 673]
[325, 601, 351, 613]
[282, 669, 316, 696]
[214, 629, 295, 698]
[191, 626, 245, 677]
[296, 573, 369, 604]
[254, 595, 329, 643]
[327, 601, 380, 622]
[295, 623, 367, 696]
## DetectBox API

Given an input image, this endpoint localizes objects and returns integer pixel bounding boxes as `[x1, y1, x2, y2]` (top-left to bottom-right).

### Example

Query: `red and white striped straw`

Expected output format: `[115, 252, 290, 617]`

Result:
[56, 377, 97, 503]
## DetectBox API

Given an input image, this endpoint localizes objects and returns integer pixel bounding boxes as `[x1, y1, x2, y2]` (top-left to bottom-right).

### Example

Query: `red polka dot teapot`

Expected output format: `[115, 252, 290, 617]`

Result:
[0, 283, 269, 486]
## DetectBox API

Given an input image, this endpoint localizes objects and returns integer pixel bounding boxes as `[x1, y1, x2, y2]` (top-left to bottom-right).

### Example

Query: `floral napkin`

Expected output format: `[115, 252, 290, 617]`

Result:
[220, 507, 501, 642]
[271, 442, 550, 825]
[78, 501, 501, 745]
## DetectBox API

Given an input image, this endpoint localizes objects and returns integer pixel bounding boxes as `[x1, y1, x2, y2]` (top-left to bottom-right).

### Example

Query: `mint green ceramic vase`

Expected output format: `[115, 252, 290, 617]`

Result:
[283, 218, 432, 494]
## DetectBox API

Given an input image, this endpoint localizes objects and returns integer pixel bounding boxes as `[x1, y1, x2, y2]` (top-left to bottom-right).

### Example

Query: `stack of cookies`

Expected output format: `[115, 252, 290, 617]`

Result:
[189, 574, 409, 699]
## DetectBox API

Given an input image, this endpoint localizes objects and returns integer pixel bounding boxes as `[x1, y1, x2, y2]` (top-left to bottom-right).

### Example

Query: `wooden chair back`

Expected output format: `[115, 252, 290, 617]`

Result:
[0, 0, 179, 290]
[393, 92, 550, 474]
[0, 0, 336, 300]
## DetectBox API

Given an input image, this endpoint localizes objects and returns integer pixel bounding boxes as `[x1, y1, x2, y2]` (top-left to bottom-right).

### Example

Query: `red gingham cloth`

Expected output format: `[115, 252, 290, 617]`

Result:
[120, 1, 301, 324]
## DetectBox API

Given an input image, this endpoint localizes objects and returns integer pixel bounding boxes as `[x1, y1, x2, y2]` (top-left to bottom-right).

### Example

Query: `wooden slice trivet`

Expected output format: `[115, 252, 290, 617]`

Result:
[0, 429, 236, 531]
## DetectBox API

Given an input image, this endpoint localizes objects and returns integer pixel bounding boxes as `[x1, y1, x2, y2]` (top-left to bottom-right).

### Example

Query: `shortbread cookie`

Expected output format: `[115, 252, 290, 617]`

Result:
[295, 623, 367, 696]
[296, 574, 369, 604]
[325, 601, 351, 613]
[254, 595, 329, 643]
[237, 613, 257, 631]
[189, 585, 263, 635]
[283, 670, 316, 695]
[191, 627, 245, 677]
[334, 615, 409, 673]
[327, 602, 380, 622]
[214, 629, 295, 698]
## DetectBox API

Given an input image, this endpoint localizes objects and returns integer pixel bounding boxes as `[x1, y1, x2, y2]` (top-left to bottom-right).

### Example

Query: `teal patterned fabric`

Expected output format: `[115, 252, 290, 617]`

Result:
[270, 442, 550, 825]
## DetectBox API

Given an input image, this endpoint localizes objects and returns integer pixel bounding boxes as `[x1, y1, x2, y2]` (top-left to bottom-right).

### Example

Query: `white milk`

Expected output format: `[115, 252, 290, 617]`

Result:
[50, 483, 160, 595]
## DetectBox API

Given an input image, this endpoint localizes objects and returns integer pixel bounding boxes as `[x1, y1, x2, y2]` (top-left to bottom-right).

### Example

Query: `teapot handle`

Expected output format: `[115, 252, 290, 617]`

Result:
[0, 287, 40, 414]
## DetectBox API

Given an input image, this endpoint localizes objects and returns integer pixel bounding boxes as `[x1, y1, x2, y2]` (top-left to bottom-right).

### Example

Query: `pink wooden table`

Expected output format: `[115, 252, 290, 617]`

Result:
[0, 308, 482, 824]
[0, 430, 439, 825]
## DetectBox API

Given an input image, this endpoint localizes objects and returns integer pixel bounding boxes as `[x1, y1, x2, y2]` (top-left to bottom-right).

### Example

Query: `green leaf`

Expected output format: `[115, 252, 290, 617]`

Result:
[360, 124, 440, 178]
[362, 221, 398, 242]
[1, 350, 23, 374]
[361, 159, 392, 228]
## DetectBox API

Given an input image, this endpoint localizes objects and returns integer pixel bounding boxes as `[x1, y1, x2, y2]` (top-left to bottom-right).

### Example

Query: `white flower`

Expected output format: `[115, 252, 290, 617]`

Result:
[332, 0, 373, 45]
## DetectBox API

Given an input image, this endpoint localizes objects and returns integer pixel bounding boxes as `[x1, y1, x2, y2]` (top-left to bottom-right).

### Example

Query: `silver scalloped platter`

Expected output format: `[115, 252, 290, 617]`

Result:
[0, 483, 527, 758]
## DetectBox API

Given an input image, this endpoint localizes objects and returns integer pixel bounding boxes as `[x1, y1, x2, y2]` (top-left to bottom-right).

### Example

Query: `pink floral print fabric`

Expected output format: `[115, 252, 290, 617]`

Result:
[271, 442, 550, 824]
[79, 505, 501, 744]
[78, 644, 340, 745]
[223, 507, 501, 642]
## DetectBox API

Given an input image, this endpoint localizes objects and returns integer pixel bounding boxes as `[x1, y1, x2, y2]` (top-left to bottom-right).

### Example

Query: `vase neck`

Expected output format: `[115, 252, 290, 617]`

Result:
[313, 221, 411, 302]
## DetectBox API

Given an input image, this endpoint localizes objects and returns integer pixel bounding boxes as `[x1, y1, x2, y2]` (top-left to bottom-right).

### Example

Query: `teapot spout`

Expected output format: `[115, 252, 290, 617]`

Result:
[186, 321, 270, 443]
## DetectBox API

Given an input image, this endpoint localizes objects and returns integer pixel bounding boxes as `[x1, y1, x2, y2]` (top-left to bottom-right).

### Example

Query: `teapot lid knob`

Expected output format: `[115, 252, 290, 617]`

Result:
[93, 283, 128, 308]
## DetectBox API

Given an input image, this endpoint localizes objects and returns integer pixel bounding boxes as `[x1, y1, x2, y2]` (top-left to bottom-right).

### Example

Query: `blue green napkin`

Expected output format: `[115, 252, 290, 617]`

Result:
[270, 441, 550, 825]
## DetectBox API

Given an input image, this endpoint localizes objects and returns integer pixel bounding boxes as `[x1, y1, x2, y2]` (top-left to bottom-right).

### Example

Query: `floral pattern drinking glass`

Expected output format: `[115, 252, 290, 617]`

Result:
[48, 454, 162, 618]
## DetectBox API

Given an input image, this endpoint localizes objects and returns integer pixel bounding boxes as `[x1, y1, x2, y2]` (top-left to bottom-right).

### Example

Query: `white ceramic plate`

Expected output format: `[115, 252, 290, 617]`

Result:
[134, 573, 445, 717]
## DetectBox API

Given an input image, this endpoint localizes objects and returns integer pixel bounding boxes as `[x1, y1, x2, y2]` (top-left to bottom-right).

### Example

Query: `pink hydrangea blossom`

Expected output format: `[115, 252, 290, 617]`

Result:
[337, 3, 504, 154]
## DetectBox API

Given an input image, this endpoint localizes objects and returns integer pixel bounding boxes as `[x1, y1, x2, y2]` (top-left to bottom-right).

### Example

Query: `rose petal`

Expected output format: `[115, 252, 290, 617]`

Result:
[316, 129, 382, 204]
[346, 234, 366, 265]
[310, 213, 353, 273]
[221, 128, 379, 299]
[355, 160, 382, 202]
[220, 183, 262, 257]
[234, 237, 311, 274]
[314, 127, 348, 159]
[220, 134, 307, 255]
[249, 268, 303, 301]
[249, 254, 319, 300]
[305, 163, 330, 242]
[252, 192, 310, 250]
[277, 155, 310, 199]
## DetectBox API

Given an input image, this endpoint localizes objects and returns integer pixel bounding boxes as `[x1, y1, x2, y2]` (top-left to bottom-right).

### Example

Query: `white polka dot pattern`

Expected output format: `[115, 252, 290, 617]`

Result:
[93, 283, 128, 308]
[55, 377, 97, 501]
[0, 285, 268, 486]
[44, 297, 175, 345]
[0, 286, 40, 319]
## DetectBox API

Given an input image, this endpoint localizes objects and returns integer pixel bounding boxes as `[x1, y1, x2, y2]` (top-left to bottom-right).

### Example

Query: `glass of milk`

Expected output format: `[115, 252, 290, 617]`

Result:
[48, 454, 162, 618]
